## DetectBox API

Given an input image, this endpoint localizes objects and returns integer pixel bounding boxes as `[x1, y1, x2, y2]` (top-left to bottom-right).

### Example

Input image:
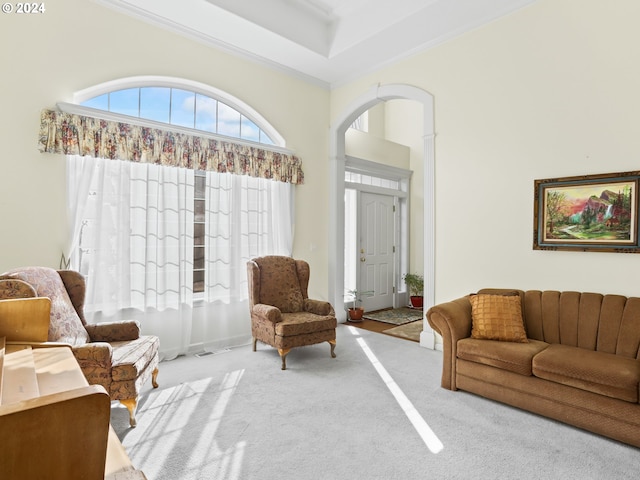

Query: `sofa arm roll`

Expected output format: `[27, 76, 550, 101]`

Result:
[252, 303, 282, 323]
[427, 296, 473, 339]
[304, 299, 335, 316]
[72, 343, 113, 392]
[426, 296, 473, 390]
[0, 279, 37, 299]
[85, 320, 141, 342]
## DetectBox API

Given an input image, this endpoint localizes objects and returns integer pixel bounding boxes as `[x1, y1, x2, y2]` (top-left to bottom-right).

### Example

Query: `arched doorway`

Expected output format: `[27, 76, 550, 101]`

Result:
[329, 84, 437, 349]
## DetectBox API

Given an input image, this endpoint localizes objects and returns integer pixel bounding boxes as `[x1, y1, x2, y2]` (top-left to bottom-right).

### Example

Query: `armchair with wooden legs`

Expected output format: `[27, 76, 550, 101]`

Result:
[0, 266, 159, 427]
[247, 255, 337, 370]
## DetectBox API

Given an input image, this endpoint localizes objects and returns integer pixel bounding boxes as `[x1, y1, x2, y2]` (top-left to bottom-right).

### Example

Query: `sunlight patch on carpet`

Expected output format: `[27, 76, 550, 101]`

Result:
[348, 326, 444, 454]
[123, 370, 247, 479]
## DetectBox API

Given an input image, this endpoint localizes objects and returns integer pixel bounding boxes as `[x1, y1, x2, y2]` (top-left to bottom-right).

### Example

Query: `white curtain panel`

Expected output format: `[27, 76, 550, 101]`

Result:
[66, 156, 194, 357]
[66, 156, 293, 358]
[203, 171, 293, 303]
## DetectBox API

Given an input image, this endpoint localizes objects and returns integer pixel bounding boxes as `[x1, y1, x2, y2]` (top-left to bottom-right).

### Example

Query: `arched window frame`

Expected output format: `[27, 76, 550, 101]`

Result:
[67, 75, 287, 150]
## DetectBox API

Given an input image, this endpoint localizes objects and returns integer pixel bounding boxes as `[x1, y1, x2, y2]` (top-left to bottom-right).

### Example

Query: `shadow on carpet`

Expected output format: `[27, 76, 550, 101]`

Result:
[363, 307, 422, 325]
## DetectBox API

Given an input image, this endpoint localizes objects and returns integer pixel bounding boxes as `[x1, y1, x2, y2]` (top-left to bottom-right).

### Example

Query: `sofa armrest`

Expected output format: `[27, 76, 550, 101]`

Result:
[72, 343, 113, 392]
[72, 343, 112, 368]
[426, 295, 473, 390]
[304, 299, 335, 316]
[0, 279, 37, 299]
[251, 304, 282, 324]
[85, 321, 141, 342]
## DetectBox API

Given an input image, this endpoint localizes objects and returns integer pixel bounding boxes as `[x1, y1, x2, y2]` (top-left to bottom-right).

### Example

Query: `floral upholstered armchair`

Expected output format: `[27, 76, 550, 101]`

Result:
[0, 266, 159, 427]
[247, 256, 337, 370]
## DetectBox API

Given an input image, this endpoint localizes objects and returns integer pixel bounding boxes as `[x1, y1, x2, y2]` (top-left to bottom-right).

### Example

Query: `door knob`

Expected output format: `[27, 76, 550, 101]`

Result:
[360, 257, 366, 262]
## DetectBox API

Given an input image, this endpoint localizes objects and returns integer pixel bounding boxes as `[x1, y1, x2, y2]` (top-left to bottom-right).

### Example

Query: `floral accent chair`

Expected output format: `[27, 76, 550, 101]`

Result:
[247, 256, 337, 370]
[0, 267, 159, 427]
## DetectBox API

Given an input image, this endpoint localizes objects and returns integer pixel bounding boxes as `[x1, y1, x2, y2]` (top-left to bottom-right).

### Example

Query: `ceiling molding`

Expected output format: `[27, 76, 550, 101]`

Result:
[93, 0, 537, 90]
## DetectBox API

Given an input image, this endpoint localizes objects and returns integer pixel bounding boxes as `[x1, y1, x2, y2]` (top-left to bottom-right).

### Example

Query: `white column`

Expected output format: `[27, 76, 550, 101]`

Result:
[420, 132, 439, 350]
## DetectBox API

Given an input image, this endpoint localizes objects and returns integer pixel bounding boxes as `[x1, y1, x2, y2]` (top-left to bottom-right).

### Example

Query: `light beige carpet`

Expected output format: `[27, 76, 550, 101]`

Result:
[111, 324, 638, 480]
[383, 319, 422, 342]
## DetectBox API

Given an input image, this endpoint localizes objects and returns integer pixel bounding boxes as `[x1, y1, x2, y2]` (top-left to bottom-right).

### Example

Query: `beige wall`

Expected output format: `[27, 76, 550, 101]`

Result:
[384, 100, 425, 276]
[3, 0, 640, 328]
[0, 0, 330, 299]
[332, 0, 640, 301]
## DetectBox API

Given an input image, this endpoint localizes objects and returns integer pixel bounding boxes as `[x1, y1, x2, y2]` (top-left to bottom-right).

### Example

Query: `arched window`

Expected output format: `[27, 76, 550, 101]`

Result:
[72, 75, 283, 147]
[81, 86, 275, 145]
[59, 77, 295, 359]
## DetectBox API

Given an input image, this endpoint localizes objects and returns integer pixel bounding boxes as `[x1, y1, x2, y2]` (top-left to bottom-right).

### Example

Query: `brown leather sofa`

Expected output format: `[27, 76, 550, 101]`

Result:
[426, 288, 640, 448]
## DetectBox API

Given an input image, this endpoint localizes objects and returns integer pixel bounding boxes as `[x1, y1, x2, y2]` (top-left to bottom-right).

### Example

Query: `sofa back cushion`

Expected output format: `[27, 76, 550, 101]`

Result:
[523, 290, 640, 359]
[0, 267, 90, 346]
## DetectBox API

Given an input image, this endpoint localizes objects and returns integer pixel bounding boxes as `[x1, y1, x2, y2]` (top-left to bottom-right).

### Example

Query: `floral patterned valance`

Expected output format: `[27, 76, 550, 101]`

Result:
[38, 109, 304, 184]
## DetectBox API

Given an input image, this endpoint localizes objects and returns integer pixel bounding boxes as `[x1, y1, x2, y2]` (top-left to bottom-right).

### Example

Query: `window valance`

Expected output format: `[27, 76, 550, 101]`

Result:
[38, 109, 304, 184]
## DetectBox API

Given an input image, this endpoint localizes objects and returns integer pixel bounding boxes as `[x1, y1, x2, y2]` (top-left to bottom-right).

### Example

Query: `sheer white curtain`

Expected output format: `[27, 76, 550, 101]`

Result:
[66, 155, 194, 359]
[66, 156, 294, 357]
[197, 172, 294, 347]
[204, 171, 293, 303]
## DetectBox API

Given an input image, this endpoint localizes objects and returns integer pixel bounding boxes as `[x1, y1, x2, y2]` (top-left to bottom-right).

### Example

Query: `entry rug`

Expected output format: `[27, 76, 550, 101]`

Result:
[383, 320, 423, 342]
[363, 307, 422, 325]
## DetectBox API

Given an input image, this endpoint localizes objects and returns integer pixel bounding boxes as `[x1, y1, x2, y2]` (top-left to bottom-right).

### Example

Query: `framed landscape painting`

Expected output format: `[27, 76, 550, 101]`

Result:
[533, 171, 640, 253]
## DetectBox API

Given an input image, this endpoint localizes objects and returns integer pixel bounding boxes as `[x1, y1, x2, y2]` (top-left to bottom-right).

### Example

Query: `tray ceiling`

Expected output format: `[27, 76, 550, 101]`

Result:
[95, 0, 537, 88]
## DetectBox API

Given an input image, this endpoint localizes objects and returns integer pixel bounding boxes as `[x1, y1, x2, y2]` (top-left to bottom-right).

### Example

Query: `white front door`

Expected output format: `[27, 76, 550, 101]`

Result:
[359, 192, 396, 312]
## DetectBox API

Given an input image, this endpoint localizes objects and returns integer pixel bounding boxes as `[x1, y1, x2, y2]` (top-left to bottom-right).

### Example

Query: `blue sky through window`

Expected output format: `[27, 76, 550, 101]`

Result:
[171, 89, 195, 128]
[140, 87, 170, 123]
[80, 86, 274, 145]
[110, 88, 139, 117]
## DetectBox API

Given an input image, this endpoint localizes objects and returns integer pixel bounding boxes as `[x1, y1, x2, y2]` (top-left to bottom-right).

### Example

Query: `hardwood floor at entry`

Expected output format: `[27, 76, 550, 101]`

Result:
[345, 317, 392, 334]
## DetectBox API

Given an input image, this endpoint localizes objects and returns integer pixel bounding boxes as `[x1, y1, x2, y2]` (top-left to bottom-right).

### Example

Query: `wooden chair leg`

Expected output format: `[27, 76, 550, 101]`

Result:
[329, 339, 337, 358]
[278, 348, 291, 370]
[120, 398, 138, 428]
[151, 367, 159, 388]
[252, 337, 258, 352]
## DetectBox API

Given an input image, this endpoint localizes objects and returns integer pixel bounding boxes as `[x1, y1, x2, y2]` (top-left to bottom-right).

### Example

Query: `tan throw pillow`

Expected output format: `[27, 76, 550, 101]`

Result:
[470, 293, 528, 343]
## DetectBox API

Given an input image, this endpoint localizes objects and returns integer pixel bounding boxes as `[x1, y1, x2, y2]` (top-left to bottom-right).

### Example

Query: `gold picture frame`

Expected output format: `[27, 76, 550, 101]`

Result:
[533, 171, 640, 253]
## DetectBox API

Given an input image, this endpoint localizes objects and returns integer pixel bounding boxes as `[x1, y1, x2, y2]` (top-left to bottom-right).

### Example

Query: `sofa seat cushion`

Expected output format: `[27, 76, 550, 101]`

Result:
[533, 344, 640, 403]
[457, 338, 549, 376]
[276, 312, 337, 336]
[111, 335, 160, 382]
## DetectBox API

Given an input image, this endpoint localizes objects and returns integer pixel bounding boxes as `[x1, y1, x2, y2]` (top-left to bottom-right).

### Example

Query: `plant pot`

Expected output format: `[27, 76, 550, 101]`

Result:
[410, 296, 424, 308]
[348, 307, 364, 322]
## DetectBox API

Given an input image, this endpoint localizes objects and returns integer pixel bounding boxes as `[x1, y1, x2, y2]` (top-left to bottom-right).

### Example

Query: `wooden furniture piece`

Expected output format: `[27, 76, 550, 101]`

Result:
[247, 255, 337, 370]
[0, 267, 160, 427]
[0, 338, 146, 479]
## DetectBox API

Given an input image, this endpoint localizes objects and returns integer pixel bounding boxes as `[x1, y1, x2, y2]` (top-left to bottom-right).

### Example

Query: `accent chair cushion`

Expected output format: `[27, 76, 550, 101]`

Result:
[276, 312, 338, 336]
[470, 293, 528, 343]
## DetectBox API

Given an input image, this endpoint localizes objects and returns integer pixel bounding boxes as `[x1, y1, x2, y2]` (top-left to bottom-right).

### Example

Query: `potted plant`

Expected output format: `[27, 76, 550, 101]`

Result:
[403, 273, 424, 308]
[345, 289, 373, 322]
